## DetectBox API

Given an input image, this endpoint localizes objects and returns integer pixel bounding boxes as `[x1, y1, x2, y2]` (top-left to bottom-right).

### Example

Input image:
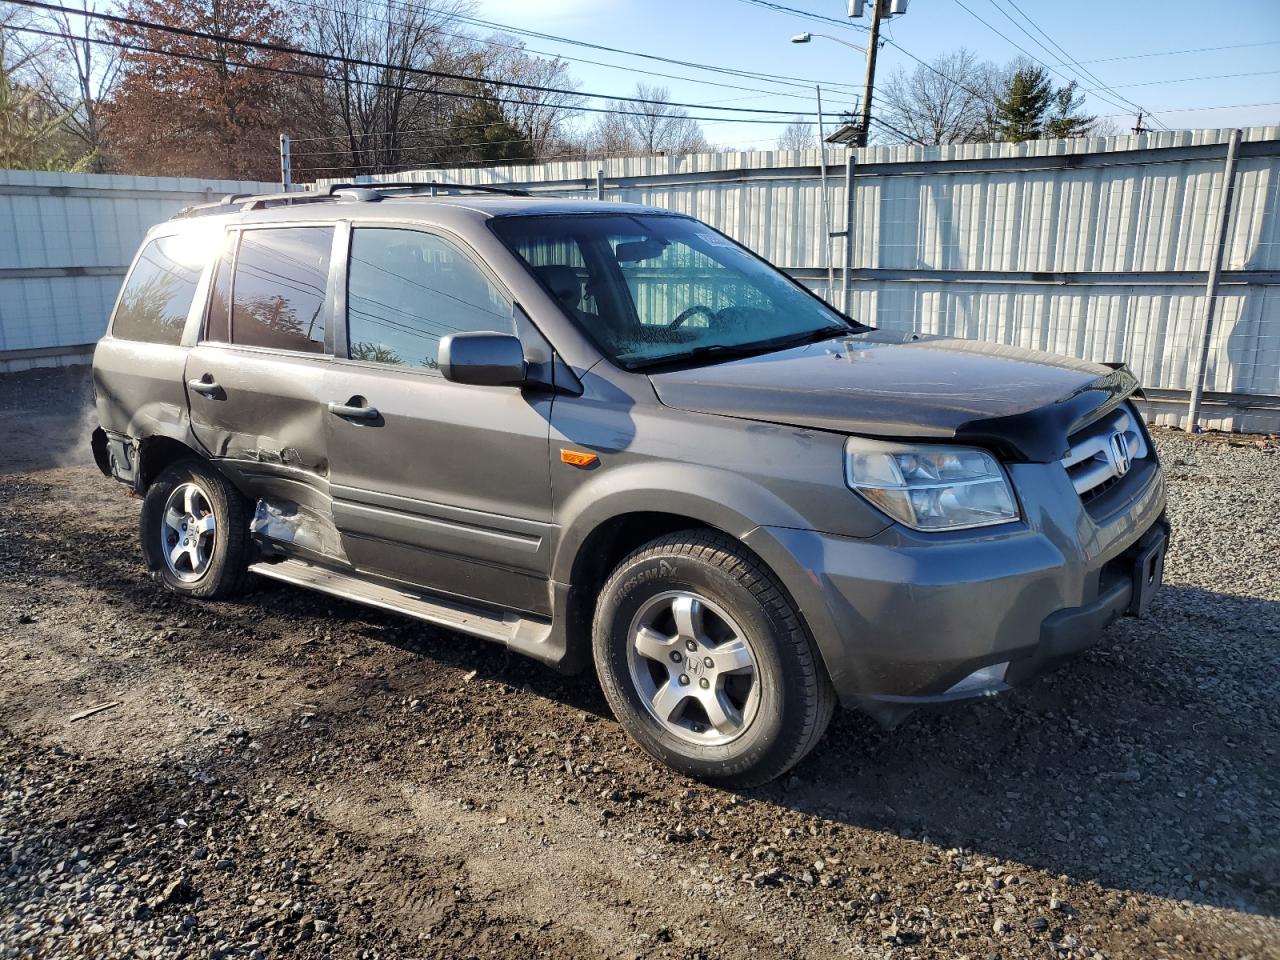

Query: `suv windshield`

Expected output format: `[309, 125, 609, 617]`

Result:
[491, 213, 858, 369]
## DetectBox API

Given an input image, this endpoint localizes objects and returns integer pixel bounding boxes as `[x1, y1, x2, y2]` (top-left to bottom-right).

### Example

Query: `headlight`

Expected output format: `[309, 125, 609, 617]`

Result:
[844, 438, 1019, 531]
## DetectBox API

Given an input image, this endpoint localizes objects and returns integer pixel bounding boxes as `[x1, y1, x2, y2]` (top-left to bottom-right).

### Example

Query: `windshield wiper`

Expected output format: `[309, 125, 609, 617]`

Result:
[624, 326, 855, 372]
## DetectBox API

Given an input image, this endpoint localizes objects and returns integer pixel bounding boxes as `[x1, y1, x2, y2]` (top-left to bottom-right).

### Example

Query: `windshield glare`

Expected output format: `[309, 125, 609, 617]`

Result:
[491, 214, 852, 368]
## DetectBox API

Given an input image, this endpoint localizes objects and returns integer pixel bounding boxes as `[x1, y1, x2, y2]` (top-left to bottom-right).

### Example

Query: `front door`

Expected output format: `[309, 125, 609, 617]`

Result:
[324, 224, 554, 615]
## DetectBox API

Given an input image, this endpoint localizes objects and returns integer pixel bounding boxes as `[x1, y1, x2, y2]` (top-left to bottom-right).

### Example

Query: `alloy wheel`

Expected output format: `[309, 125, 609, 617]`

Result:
[161, 482, 217, 582]
[625, 590, 759, 746]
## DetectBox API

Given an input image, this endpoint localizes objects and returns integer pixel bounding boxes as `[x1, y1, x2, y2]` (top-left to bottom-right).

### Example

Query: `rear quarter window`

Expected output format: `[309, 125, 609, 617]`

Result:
[111, 234, 208, 345]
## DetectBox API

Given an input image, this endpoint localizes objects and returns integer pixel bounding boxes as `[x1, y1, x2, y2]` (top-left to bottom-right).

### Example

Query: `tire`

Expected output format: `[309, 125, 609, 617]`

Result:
[140, 458, 252, 599]
[592, 530, 836, 787]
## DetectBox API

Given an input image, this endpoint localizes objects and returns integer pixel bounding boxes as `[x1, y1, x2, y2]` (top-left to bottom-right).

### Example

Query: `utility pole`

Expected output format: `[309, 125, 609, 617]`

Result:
[1132, 112, 1148, 134]
[858, 0, 884, 146]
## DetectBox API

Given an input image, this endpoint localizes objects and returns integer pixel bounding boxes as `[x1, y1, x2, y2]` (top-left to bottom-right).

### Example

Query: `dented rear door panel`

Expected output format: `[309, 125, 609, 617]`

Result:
[184, 344, 333, 516]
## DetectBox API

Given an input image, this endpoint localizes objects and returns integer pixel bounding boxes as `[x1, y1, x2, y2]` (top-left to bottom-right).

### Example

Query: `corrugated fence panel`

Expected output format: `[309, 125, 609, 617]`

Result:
[6, 128, 1277, 428]
[0, 170, 278, 357]
[342, 126, 1278, 430]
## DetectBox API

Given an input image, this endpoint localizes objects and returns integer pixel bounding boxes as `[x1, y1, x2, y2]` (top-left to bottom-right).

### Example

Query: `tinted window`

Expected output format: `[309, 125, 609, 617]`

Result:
[346, 228, 511, 371]
[232, 227, 333, 353]
[112, 234, 206, 345]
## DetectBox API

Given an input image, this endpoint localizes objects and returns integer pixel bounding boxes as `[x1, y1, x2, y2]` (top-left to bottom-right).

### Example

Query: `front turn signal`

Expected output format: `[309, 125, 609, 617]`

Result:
[560, 449, 599, 468]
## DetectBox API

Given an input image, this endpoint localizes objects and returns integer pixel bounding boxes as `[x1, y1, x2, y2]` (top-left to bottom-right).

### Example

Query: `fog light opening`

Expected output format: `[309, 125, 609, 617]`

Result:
[945, 661, 1010, 697]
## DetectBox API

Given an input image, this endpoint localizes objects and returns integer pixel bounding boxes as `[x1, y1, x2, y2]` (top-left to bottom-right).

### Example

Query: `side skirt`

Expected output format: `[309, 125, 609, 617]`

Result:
[248, 557, 575, 670]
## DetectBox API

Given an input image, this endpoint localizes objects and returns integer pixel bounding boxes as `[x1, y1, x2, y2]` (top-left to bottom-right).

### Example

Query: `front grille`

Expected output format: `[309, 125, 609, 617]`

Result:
[1061, 404, 1149, 502]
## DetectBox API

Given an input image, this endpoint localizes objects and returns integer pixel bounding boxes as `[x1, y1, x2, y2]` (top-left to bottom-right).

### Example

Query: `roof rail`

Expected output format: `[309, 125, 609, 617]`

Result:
[171, 193, 253, 219]
[171, 189, 340, 220]
[169, 179, 532, 220]
[325, 180, 531, 198]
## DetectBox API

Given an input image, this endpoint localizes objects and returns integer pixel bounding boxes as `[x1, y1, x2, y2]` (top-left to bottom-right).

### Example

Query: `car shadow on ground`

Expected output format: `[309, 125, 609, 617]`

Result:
[770, 584, 1280, 918]
[253, 577, 1280, 920]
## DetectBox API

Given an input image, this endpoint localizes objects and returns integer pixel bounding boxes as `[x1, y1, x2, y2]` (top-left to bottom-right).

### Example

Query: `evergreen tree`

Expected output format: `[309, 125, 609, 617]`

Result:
[993, 65, 1054, 143]
[1045, 80, 1095, 139]
[447, 84, 534, 164]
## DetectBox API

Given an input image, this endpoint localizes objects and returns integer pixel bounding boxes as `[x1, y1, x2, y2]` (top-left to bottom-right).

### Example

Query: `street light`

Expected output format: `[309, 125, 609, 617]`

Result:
[790, 32, 866, 54]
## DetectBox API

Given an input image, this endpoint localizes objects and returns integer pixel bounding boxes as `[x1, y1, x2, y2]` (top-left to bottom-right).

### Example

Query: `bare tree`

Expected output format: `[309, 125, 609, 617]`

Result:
[300, 0, 478, 178]
[775, 117, 814, 151]
[481, 35, 581, 161]
[27, 0, 120, 170]
[584, 83, 707, 157]
[877, 48, 1001, 145]
[0, 2, 90, 170]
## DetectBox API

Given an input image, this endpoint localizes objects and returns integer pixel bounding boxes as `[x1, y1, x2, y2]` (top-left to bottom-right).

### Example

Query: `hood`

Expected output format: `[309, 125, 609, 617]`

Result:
[647, 331, 1140, 463]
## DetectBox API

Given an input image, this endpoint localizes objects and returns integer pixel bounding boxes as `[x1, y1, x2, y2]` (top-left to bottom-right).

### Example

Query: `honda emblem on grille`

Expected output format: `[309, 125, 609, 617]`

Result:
[1109, 432, 1132, 477]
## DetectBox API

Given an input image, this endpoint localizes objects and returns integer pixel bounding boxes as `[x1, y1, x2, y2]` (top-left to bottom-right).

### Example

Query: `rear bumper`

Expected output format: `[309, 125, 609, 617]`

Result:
[742, 454, 1168, 726]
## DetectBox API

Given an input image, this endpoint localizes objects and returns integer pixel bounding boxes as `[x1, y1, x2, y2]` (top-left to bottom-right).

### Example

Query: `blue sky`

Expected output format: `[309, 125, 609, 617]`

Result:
[474, 0, 1280, 148]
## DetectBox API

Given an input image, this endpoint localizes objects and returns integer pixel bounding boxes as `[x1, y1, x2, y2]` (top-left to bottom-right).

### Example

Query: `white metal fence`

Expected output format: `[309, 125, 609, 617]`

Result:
[4, 128, 1277, 431]
[323, 126, 1280, 432]
[0, 170, 279, 371]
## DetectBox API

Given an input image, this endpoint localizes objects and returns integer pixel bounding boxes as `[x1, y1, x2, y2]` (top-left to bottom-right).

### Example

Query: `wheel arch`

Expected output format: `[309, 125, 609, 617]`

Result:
[136, 435, 206, 492]
[553, 471, 833, 688]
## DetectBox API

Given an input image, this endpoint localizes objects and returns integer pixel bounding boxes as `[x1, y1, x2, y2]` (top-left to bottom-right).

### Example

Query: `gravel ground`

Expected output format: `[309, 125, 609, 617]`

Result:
[1, 365, 1277, 960]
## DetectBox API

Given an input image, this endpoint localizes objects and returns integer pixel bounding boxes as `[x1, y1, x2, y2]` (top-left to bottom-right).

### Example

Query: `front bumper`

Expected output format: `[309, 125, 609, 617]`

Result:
[742, 453, 1168, 726]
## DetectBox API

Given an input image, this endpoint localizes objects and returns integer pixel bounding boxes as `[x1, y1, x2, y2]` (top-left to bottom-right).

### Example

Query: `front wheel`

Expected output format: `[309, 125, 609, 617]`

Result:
[592, 530, 835, 787]
[140, 459, 252, 599]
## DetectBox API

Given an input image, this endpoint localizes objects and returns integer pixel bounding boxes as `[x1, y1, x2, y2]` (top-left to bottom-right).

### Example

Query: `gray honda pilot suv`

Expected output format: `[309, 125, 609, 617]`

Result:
[91, 182, 1169, 786]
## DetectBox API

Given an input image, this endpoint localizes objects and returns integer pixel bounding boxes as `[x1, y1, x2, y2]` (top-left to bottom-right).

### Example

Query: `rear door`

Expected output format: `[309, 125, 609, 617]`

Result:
[323, 223, 555, 615]
[185, 223, 338, 527]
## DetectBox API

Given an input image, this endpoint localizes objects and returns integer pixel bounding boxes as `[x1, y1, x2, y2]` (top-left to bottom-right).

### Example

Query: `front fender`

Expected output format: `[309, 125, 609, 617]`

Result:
[550, 459, 814, 585]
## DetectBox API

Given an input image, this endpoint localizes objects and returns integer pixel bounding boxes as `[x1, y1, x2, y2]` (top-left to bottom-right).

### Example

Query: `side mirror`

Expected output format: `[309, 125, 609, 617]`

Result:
[439, 331, 528, 387]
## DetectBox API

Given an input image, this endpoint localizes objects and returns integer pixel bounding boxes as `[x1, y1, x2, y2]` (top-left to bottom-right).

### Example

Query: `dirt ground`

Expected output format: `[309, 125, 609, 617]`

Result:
[1, 365, 1277, 960]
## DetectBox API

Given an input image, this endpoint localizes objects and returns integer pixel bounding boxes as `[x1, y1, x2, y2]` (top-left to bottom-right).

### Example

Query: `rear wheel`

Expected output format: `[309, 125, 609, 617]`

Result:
[140, 459, 251, 599]
[592, 530, 835, 787]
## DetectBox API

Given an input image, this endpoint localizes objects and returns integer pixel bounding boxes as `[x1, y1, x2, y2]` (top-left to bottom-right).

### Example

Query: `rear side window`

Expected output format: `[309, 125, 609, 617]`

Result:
[345, 227, 511, 371]
[231, 227, 333, 353]
[112, 234, 205, 345]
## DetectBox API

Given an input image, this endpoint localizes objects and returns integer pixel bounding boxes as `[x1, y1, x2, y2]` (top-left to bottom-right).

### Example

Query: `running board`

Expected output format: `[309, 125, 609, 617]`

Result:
[249, 557, 548, 648]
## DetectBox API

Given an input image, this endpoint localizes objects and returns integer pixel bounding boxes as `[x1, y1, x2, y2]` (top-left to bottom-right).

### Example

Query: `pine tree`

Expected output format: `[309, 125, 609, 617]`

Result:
[993, 65, 1053, 143]
[447, 85, 534, 164]
[1045, 81, 1095, 139]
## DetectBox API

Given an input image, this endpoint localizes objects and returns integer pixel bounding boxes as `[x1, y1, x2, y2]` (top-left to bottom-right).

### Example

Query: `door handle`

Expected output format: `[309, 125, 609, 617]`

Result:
[187, 377, 223, 397]
[327, 400, 380, 421]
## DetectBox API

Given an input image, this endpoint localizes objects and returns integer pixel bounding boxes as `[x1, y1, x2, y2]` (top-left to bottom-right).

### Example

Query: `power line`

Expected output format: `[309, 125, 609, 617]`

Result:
[948, 0, 1165, 125]
[5, 22, 814, 127]
[867, 114, 927, 146]
[9, 0, 828, 119]
[284, 0, 847, 108]
[982, 0, 1166, 128]
[1095, 100, 1280, 119]
[428, 4, 863, 95]
[728, 0, 871, 32]
[1060, 39, 1280, 66]
[1087, 69, 1280, 92]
